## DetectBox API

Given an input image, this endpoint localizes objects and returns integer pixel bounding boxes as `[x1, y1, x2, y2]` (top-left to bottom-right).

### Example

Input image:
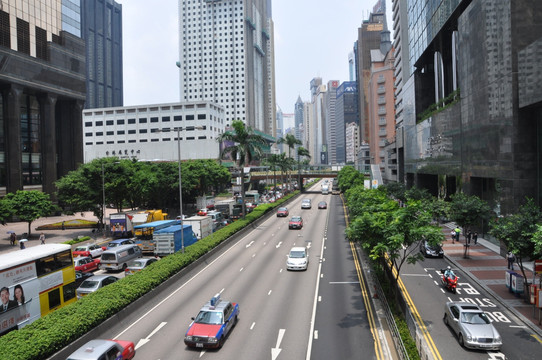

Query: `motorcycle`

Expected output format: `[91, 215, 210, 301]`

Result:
[440, 270, 459, 293]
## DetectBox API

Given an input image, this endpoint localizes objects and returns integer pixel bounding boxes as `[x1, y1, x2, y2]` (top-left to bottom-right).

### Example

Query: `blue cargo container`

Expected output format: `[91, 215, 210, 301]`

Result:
[153, 224, 198, 256]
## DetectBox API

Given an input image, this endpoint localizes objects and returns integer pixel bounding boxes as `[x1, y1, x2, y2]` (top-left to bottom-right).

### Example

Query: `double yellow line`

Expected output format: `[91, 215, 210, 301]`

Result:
[342, 195, 384, 359]
[343, 194, 442, 360]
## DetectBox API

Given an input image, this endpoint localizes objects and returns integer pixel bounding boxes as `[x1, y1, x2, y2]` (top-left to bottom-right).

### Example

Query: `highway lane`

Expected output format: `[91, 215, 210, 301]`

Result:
[310, 193, 379, 360]
[400, 254, 541, 360]
[61, 183, 331, 360]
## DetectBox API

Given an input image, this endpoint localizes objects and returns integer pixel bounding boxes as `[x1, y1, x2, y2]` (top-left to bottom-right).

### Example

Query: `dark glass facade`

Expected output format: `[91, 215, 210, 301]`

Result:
[81, 0, 123, 109]
[403, 0, 542, 214]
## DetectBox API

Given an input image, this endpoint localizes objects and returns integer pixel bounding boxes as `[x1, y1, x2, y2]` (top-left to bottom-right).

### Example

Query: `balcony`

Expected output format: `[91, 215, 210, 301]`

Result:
[377, 98, 386, 105]
[378, 108, 387, 115]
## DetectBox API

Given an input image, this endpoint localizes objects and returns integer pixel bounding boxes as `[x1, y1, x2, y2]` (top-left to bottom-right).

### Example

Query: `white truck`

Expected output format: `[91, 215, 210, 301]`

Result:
[183, 215, 213, 240]
[321, 184, 329, 195]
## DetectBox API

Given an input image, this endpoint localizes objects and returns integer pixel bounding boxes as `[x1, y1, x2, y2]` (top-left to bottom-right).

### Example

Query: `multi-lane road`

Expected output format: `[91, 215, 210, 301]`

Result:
[58, 182, 382, 360]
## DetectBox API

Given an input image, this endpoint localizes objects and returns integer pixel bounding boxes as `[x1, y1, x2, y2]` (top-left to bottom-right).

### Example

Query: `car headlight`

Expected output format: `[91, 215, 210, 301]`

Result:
[185, 336, 193, 341]
[208, 337, 218, 343]
[495, 334, 502, 343]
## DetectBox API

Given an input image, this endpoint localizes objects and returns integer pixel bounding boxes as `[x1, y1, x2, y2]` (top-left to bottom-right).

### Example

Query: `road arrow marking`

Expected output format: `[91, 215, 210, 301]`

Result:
[135, 321, 167, 349]
[276, 241, 282, 248]
[307, 242, 312, 249]
[271, 329, 286, 360]
[246, 241, 254, 248]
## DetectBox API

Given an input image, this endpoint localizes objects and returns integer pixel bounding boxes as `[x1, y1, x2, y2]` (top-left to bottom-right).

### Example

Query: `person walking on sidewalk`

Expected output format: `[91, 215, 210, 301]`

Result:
[450, 229, 456, 244]
[39, 233, 45, 245]
[454, 227, 461, 242]
[473, 232, 478, 245]
[507, 251, 516, 270]
[9, 232, 16, 246]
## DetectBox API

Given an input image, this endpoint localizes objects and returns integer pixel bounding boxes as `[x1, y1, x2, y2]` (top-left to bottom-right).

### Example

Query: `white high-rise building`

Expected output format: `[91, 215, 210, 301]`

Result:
[178, 0, 275, 135]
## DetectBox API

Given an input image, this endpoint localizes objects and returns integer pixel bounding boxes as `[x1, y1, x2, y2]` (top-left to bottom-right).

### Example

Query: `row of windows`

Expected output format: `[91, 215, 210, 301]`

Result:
[85, 136, 208, 145]
[84, 114, 212, 127]
[85, 125, 210, 135]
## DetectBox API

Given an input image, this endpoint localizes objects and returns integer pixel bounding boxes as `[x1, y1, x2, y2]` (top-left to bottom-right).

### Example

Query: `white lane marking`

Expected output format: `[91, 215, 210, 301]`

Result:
[509, 325, 527, 328]
[318, 296, 321, 302]
[320, 274, 324, 278]
[219, 288, 225, 294]
[114, 214, 277, 339]
[271, 329, 286, 360]
[135, 321, 167, 350]
[268, 290, 272, 296]
[276, 241, 282, 248]
[314, 330, 318, 339]
[306, 218, 327, 360]
[246, 241, 254, 248]
[279, 269, 283, 273]
[199, 350, 206, 357]
[240, 267, 244, 272]
[434, 280, 439, 286]
[250, 322, 256, 330]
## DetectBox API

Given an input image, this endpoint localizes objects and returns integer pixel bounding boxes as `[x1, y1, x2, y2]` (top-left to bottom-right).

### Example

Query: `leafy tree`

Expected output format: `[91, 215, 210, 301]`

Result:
[0, 197, 14, 225]
[296, 146, 311, 189]
[383, 182, 406, 203]
[336, 166, 365, 193]
[430, 198, 451, 223]
[405, 187, 432, 202]
[489, 198, 541, 286]
[447, 193, 491, 236]
[217, 120, 267, 218]
[4, 190, 55, 237]
[277, 134, 302, 188]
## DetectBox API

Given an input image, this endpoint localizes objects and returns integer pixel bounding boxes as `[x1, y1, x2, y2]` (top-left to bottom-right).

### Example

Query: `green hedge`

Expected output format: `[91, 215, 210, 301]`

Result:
[0, 189, 307, 360]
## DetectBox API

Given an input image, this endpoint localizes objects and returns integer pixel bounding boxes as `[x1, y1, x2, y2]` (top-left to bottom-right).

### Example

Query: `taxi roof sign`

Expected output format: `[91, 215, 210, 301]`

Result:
[210, 293, 221, 308]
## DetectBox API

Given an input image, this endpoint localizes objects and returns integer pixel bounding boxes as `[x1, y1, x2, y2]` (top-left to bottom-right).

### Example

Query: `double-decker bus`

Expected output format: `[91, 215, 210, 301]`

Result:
[0, 244, 77, 336]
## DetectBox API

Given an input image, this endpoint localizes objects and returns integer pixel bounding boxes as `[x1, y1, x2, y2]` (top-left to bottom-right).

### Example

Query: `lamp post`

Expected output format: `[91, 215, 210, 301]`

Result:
[102, 163, 105, 231]
[176, 126, 185, 253]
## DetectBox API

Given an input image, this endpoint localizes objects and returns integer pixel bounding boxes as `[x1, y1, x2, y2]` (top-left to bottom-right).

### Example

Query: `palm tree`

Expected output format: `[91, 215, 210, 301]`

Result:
[266, 153, 283, 193]
[276, 153, 293, 191]
[277, 134, 302, 190]
[297, 146, 311, 190]
[217, 120, 267, 218]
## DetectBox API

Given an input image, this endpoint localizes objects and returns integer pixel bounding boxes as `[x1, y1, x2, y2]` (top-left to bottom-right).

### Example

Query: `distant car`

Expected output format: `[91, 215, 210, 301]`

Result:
[73, 256, 101, 273]
[286, 247, 309, 271]
[76, 275, 118, 299]
[184, 293, 240, 349]
[301, 199, 312, 209]
[66, 339, 135, 360]
[288, 216, 303, 229]
[197, 208, 208, 216]
[124, 257, 159, 276]
[73, 244, 106, 258]
[318, 201, 327, 209]
[443, 302, 502, 351]
[276, 207, 289, 217]
[420, 240, 444, 258]
[107, 238, 135, 249]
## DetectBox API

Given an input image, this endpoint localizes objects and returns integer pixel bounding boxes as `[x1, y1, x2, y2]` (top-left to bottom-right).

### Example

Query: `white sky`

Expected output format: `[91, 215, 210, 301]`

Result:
[119, 0, 390, 115]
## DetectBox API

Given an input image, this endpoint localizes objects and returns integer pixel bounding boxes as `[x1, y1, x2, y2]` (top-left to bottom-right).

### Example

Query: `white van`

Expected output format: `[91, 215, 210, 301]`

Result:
[100, 244, 142, 271]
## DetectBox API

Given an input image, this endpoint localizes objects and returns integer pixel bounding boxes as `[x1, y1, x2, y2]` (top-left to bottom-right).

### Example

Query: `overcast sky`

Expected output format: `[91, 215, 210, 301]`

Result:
[119, 0, 390, 116]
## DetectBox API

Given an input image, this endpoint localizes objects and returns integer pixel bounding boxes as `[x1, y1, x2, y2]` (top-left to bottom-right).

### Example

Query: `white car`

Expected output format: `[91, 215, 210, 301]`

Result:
[301, 199, 312, 209]
[286, 247, 309, 271]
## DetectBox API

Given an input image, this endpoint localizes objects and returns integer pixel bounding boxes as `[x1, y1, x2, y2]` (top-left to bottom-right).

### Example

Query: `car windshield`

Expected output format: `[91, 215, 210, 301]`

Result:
[195, 310, 223, 325]
[74, 247, 87, 251]
[108, 242, 119, 247]
[291, 217, 301, 222]
[461, 312, 490, 324]
[79, 280, 99, 289]
[130, 260, 145, 267]
[279, 208, 287, 211]
[289, 251, 306, 258]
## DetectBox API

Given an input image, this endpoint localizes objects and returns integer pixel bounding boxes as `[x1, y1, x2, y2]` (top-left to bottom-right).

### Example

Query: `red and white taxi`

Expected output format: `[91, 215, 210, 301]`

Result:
[184, 294, 239, 349]
[73, 256, 101, 273]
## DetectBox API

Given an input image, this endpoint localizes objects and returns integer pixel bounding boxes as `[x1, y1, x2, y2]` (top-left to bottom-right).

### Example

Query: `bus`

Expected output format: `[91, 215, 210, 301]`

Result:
[0, 244, 77, 336]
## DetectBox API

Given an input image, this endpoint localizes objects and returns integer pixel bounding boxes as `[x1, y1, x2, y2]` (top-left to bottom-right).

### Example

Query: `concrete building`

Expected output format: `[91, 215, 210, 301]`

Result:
[302, 101, 313, 162]
[294, 96, 303, 142]
[355, 9, 386, 143]
[82, 102, 225, 162]
[178, 0, 275, 135]
[367, 31, 395, 179]
[309, 79, 327, 165]
[345, 122, 359, 164]
[80, 0, 123, 109]
[402, 0, 542, 215]
[325, 80, 339, 165]
[0, 1, 86, 197]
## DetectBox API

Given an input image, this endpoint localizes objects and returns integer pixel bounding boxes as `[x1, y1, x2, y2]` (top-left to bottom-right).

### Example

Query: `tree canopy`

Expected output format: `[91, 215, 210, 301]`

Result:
[3, 190, 56, 236]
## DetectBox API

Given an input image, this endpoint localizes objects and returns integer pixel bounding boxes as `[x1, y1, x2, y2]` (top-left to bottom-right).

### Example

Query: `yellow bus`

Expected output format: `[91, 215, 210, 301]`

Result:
[0, 244, 77, 336]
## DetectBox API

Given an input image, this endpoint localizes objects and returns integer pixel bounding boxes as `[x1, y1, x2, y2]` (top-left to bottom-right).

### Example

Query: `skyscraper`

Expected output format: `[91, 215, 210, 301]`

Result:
[178, 0, 275, 135]
[0, 1, 86, 197]
[80, 0, 123, 109]
[294, 96, 304, 141]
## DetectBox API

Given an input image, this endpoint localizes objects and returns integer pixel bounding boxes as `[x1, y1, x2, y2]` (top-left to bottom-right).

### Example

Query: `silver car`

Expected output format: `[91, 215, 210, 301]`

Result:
[76, 275, 118, 299]
[443, 302, 502, 351]
[301, 199, 311, 209]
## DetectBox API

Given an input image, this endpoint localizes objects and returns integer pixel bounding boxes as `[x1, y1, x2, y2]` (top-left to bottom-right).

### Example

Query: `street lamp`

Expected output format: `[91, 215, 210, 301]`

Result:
[160, 126, 203, 253]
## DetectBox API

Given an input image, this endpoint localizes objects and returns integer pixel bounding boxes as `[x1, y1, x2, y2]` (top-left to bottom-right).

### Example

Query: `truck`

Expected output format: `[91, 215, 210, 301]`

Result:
[154, 224, 198, 256]
[109, 213, 135, 238]
[133, 219, 180, 253]
[321, 184, 329, 195]
[183, 216, 213, 240]
[214, 199, 236, 219]
[133, 210, 169, 236]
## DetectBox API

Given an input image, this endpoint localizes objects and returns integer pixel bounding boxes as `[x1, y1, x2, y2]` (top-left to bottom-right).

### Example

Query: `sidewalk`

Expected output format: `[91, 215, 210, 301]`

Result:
[440, 222, 542, 336]
[0, 210, 118, 255]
